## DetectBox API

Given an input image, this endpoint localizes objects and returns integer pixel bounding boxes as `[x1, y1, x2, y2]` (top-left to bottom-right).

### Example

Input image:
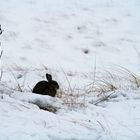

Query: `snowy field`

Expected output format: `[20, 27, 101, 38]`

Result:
[0, 0, 140, 139]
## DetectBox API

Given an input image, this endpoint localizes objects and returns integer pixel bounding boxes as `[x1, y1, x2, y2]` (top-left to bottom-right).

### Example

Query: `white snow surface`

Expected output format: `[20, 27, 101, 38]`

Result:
[0, 0, 140, 139]
[1, 0, 140, 73]
[0, 90, 140, 140]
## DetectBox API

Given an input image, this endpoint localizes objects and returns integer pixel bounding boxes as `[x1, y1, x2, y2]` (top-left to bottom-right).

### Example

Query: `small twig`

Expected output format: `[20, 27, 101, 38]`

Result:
[10, 70, 23, 92]
[94, 91, 115, 105]
[0, 25, 4, 35]
[28, 85, 33, 92]
[0, 70, 3, 81]
[0, 50, 3, 59]
[59, 65, 73, 94]
[133, 46, 140, 59]
[0, 25, 4, 81]
[96, 120, 106, 132]
[93, 53, 97, 86]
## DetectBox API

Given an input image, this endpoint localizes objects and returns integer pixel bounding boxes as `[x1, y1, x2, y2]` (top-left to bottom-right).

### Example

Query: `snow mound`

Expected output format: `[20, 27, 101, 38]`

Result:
[11, 92, 64, 112]
[0, 89, 140, 140]
[0, 92, 100, 140]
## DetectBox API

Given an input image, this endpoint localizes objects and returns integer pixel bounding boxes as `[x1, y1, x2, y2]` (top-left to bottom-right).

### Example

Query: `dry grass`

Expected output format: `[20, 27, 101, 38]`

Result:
[0, 50, 3, 59]
[10, 71, 23, 92]
[0, 50, 3, 81]
[1, 63, 140, 108]
[57, 66, 140, 107]
[116, 66, 140, 88]
[4, 69, 28, 92]
[0, 26, 4, 81]
[86, 66, 140, 96]
[57, 86, 87, 108]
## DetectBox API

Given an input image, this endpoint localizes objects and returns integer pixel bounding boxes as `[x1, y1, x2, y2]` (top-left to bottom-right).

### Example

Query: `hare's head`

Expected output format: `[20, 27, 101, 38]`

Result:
[46, 73, 59, 90]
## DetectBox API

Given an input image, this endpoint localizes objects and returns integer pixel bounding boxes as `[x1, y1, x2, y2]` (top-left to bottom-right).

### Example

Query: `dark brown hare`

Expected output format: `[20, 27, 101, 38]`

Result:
[32, 73, 59, 97]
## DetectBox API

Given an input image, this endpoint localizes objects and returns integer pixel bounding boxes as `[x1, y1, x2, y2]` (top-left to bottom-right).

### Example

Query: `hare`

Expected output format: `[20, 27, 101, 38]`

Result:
[32, 73, 59, 97]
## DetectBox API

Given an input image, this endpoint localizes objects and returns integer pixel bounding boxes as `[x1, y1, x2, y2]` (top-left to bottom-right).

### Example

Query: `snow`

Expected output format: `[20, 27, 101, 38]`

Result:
[0, 90, 140, 140]
[1, 0, 140, 73]
[0, 0, 140, 139]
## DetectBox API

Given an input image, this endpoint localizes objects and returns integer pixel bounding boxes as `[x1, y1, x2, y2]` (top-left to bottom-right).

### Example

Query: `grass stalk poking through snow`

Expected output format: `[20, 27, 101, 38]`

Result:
[0, 25, 4, 81]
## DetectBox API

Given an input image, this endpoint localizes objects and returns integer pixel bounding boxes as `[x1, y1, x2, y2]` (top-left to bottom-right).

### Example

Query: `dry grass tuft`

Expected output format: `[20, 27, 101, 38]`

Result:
[57, 87, 87, 109]
[57, 66, 140, 107]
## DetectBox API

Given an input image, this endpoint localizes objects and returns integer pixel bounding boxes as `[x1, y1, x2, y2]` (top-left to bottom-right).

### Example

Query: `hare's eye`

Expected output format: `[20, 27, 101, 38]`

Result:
[54, 82, 59, 89]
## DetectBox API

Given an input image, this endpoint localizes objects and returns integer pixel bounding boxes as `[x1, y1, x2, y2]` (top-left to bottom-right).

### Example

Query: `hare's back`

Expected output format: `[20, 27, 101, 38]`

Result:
[33, 81, 48, 94]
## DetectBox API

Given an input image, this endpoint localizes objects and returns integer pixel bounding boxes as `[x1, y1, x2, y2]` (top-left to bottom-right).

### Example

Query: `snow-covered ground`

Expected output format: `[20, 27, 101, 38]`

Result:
[0, 0, 140, 139]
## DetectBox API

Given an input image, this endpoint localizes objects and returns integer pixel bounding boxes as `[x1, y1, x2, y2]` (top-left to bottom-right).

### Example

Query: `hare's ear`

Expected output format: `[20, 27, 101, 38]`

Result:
[46, 73, 52, 81]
